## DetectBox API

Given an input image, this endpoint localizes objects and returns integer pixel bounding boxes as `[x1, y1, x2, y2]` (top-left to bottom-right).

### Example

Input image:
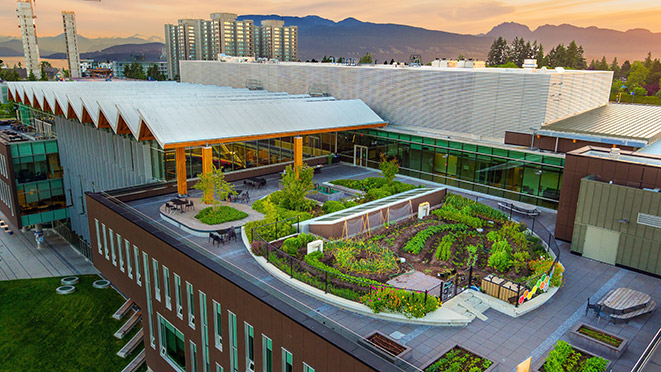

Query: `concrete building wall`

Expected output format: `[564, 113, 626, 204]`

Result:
[572, 177, 661, 275]
[56, 117, 156, 241]
[180, 62, 611, 141]
[62, 11, 81, 79]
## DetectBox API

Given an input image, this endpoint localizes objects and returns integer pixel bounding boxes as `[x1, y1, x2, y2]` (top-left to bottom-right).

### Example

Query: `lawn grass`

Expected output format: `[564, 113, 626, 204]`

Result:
[195, 205, 248, 225]
[0, 275, 144, 372]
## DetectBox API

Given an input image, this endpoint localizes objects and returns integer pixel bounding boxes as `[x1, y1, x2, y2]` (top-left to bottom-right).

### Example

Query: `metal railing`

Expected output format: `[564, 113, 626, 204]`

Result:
[631, 327, 661, 372]
[52, 219, 93, 261]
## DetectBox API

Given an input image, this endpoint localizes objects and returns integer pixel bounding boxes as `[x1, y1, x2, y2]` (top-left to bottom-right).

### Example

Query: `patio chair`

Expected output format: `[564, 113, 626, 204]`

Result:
[186, 199, 194, 211]
[227, 227, 237, 242]
[586, 297, 602, 319]
[165, 202, 176, 214]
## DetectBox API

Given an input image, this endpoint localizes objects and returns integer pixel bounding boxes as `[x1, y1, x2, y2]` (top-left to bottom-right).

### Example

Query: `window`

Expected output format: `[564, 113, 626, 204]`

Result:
[117, 234, 124, 272]
[174, 274, 183, 319]
[229, 311, 238, 372]
[94, 219, 102, 254]
[245, 323, 254, 371]
[134, 246, 141, 286]
[109, 229, 116, 266]
[281, 349, 292, 372]
[190, 341, 198, 372]
[143, 252, 155, 348]
[153, 259, 161, 302]
[303, 364, 314, 372]
[200, 291, 210, 372]
[102, 223, 109, 259]
[163, 266, 171, 310]
[159, 314, 186, 372]
[125, 240, 132, 279]
[216, 364, 224, 372]
[213, 301, 223, 350]
[187, 281, 195, 328]
[262, 335, 272, 372]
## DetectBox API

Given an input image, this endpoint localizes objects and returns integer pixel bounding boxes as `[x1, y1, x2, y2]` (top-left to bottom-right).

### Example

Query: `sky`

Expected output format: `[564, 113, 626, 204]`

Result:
[1, 0, 661, 38]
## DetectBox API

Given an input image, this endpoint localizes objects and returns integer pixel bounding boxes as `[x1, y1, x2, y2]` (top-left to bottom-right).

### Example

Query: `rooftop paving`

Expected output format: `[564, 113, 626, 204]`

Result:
[125, 164, 661, 372]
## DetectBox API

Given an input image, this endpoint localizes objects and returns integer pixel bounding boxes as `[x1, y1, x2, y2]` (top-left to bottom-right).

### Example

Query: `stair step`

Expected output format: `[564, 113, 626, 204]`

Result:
[120, 349, 145, 372]
[114, 310, 142, 339]
[475, 303, 490, 313]
[458, 300, 488, 321]
[118, 328, 144, 358]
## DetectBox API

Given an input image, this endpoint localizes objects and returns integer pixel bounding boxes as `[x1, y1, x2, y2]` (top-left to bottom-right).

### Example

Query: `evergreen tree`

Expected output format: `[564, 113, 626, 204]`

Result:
[146, 64, 165, 81]
[507, 37, 529, 67]
[486, 36, 508, 66]
[643, 52, 653, 69]
[358, 52, 373, 64]
[610, 57, 621, 79]
[646, 59, 661, 86]
[595, 56, 609, 71]
[123, 62, 147, 80]
[534, 42, 546, 67]
[28, 71, 37, 81]
[588, 59, 596, 70]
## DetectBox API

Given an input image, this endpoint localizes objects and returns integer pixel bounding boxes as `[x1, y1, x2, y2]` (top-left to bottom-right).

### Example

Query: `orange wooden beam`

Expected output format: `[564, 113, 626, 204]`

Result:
[161, 122, 387, 149]
[138, 124, 155, 141]
[7, 90, 14, 102]
[81, 106, 94, 124]
[98, 111, 111, 129]
[175, 147, 187, 196]
[293, 136, 303, 177]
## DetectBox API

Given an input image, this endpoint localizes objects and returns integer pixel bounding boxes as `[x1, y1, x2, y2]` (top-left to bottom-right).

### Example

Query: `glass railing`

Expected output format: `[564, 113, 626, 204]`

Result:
[99, 191, 423, 372]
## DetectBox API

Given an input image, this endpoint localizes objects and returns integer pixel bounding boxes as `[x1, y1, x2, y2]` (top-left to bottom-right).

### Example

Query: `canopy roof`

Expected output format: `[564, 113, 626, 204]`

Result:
[7, 81, 386, 149]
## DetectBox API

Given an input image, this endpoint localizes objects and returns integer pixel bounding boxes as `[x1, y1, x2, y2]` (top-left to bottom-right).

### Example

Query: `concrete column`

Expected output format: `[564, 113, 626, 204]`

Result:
[175, 147, 187, 196]
[294, 136, 303, 177]
[201, 146, 213, 203]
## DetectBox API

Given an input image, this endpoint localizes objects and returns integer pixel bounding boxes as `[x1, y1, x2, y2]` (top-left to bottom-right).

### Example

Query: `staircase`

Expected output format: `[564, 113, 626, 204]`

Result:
[448, 291, 490, 321]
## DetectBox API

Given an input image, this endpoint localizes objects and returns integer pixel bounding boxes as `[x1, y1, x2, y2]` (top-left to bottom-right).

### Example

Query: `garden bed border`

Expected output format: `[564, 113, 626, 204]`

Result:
[421, 344, 499, 372]
[531, 342, 612, 372]
[358, 331, 412, 363]
[241, 226, 472, 326]
[568, 322, 629, 360]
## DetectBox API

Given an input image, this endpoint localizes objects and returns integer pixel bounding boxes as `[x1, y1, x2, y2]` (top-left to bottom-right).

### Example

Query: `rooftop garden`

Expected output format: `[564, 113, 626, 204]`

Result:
[541, 341, 608, 372]
[192, 164, 248, 225]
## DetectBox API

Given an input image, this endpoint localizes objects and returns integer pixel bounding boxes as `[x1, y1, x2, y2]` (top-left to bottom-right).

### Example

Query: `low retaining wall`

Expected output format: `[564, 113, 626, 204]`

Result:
[568, 322, 629, 360]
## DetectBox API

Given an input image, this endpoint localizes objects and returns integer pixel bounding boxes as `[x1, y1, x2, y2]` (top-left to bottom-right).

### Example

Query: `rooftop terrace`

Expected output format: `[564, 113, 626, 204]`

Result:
[103, 164, 661, 372]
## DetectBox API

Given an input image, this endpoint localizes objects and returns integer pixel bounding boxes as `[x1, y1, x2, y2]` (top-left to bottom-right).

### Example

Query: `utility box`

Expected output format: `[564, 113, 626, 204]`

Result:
[418, 202, 430, 219]
[307, 240, 323, 254]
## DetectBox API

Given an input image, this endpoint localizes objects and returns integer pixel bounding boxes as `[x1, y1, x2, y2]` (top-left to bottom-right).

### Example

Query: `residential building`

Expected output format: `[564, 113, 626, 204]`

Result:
[164, 13, 298, 79]
[16, 0, 40, 79]
[61, 11, 81, 79]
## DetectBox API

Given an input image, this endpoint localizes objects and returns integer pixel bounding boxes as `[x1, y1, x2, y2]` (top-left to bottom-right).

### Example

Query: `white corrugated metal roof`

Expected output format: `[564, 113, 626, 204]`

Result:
[8, 81, 385, 148]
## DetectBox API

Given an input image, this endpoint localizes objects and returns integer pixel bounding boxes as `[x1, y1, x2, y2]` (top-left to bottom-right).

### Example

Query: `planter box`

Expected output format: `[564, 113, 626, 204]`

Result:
[531, 343, 611, 372]
[359, 331, 412, 364]
[568, 323, 628, 360]
[422, 344, 498, 372]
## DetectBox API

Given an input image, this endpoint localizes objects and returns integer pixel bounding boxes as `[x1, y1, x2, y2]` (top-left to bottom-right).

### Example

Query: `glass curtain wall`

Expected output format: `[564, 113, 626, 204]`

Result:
[157, 133, 336, 181]
[337, 130, 564, 208]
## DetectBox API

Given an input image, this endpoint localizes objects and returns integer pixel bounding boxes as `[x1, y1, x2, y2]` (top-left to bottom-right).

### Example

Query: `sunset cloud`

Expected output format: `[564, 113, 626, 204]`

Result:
[0, 0, 659, 38]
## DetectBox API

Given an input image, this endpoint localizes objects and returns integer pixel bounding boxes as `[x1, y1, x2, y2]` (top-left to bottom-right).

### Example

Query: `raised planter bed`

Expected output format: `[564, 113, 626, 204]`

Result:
[532, 341, 611, 372]
[422, 344, 498, 372]
[568, 323, 628, 360]
[359, 331, 411, 363]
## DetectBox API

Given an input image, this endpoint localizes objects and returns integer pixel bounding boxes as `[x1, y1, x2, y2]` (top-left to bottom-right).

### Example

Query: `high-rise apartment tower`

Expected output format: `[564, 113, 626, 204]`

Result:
[62, 11, 81, 79]
[16, 0, 40, 79]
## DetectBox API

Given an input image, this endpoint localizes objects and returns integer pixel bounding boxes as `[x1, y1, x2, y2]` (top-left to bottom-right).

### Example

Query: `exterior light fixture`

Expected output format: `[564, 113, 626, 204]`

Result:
[618, 218, 629, 224]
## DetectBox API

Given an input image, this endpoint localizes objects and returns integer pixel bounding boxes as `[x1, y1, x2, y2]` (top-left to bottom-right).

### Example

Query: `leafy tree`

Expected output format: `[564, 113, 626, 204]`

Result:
[646, 59, 661, 86]
[358, 52, 373, 64]
[192, 165, 236, 210]
[280, 164, 315, 212]
[123, 62, 147, 80]
[379, 154, 399, 184]
[632, 85, 647, 96]
[457, 54, 466, 60]
[62, 69, 70, 78]
[487, 36, 508, 66]
[28, 70, 37, 81]
[0, 67, 21, 81]
[628, 61, 649, 87]
[146, 64, 165, 81]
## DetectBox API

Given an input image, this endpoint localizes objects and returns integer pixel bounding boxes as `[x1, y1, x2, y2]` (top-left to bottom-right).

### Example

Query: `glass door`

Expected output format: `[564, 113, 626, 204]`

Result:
[353, 145, 368, 167]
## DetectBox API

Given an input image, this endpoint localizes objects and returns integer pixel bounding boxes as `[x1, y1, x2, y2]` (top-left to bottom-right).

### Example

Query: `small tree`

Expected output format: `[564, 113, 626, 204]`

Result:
[280, 164, 315, 212]
[28, 71, 37, 81]
[192, 165, 236, 211]
[359, 52, 373, 64]
[379, 154, 399, 184]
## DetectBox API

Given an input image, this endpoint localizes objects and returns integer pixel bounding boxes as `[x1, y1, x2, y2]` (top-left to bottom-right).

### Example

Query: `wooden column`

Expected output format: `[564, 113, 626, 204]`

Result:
[201, 146, 212, 203]
[175, 147, 187, 196]
[294, 136, 303, 177]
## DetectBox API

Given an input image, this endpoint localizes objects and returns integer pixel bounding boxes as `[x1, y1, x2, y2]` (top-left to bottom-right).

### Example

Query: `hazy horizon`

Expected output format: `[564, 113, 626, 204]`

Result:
[1, 0, 660, 39]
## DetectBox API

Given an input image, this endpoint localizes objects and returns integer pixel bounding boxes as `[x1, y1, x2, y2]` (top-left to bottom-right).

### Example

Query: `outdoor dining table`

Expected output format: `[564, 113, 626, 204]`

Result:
[599, 288, 651, 315]
[170, 198, 186, 213]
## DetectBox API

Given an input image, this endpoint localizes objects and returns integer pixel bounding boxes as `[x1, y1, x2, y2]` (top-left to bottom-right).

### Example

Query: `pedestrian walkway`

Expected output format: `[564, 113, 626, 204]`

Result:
[0, 227, 97, 281]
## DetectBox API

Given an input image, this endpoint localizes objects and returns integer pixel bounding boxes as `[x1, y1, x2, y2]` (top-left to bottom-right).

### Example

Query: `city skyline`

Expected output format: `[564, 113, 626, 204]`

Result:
[1, 0, 661, 39]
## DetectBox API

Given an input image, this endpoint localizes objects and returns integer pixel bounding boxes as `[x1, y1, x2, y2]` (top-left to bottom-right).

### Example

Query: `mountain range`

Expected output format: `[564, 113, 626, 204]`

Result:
[1, 16, 660, 64]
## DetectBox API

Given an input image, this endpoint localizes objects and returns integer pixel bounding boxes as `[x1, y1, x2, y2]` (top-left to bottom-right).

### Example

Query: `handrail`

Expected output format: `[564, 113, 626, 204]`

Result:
[631, 327, 661, 372]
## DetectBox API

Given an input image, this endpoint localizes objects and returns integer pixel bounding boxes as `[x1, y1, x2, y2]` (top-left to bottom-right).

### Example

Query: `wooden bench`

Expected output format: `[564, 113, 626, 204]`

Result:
[114, 310, 142, 339]
[117, 328, 144, 358]
[113, 298, 134, 320]
[120, 349, 145, 372]
[498, 202, 540, 217]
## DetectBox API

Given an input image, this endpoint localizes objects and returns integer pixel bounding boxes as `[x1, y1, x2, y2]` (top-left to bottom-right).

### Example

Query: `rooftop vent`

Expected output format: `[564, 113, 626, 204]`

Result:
[609, 147, 621, 159]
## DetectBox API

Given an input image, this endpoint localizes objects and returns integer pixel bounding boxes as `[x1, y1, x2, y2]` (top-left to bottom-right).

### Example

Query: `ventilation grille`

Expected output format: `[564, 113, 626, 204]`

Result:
[637, 213, 661, 229]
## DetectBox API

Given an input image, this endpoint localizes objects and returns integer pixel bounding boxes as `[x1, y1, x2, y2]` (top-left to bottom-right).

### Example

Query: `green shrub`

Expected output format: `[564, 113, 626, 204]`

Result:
[361, 286, 440, 318]
[194, 206, 248, 225]
[512, 251, 530, 273]
[322, 200, 346, 214]
[488, 249, 512, 272]
[443, 193, 508, 221]
[542, 341, 608, 372]
[366, 188, 392, 201]
[432, 204, 483, 228]
[343, 200, 358, 208]
[281, 233, 317, 256]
